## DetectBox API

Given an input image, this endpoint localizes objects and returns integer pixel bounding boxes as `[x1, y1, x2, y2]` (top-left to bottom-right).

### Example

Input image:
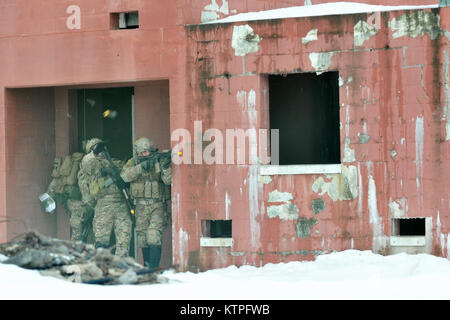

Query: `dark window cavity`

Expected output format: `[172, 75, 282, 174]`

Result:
[111, 11, 139, 30]
[202, 220, 232, 238]
[269, 72, 340, 165]
[392, 218, 426, 236]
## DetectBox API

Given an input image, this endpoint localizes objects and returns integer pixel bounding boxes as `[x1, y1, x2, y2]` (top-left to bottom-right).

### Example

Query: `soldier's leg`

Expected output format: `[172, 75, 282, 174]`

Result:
[93, 200, 114, 249]
[146, 202, 166, 268]
[67, 200, 84, 242]
[113, 201, 132, 257]
[135, 204, 151, 249]
[83, 207, 96, 244]
[135, 204, 151, 265]
[146, 202, 166, 246]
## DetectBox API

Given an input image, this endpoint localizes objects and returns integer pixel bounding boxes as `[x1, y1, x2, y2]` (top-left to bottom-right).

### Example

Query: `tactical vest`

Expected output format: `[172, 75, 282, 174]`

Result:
[127, 158, 169, 201]
[87, 156, 125, 200]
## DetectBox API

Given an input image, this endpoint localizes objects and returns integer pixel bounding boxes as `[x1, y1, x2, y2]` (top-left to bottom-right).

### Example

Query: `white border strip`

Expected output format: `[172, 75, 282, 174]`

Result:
[390, 236, 426, 247]
[260, 164, 341, 176]
[200, 237, 234, 247]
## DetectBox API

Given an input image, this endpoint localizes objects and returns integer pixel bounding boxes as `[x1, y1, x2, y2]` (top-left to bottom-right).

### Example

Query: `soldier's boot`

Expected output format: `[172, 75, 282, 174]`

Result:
[142, 247, 151, 267]
[148, 245, 162, 269]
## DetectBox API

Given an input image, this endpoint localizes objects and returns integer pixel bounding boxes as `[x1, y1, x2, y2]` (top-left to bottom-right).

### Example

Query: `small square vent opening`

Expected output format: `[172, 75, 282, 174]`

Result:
[111, 11, 139, 30]
[392, 218, 425, 236]
[202, 220, 232, 238]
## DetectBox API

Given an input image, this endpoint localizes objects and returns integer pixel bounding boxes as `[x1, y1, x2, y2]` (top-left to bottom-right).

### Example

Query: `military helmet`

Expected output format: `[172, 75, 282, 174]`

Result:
[134, 137, 153, 155]
[86, 138, 103, 153]
[81, 140, 89, 153]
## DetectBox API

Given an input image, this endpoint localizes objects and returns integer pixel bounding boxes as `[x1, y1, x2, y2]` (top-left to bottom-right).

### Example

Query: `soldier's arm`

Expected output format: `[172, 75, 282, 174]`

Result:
[46, 178, 58, 198]
[78, 154, 98, 207]
[160, 166, 172, 185]
[120, 159, 144, 183]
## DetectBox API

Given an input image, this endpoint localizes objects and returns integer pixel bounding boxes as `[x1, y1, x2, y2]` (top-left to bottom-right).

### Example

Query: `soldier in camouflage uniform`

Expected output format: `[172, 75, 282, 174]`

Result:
[121, 137, 172, 268]
[78, 138, 131, 257]
[46, 150, 94, 243]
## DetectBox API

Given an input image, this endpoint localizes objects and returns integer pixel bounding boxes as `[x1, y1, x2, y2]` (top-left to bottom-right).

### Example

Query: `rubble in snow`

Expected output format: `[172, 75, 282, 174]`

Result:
[0, 232, 170, 285]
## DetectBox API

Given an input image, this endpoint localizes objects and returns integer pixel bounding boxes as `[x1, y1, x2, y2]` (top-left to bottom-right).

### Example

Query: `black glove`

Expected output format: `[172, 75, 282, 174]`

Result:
[141, 158, 154, 171]
[160, 157, 171, 170]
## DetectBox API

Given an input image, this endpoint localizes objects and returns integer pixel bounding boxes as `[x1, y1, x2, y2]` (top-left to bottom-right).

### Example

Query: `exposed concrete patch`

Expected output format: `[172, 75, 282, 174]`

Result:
[267, 189, 298, 221]
[311, 198, 325, 214]
[339, 76, 354, 87]
[201, 0, 230, 23]
[248, 164, 261, 249]
[343, 137, 356, 163]
[389, 198, 407, 218]
[368, 172, 387, 254]
[178, 228, 189, 271]
[312, 174, 340, 201]
[354, 20, 378, 47]
[341, 165, 358, 200]
[268, 190, 293, 202]
[295, 218, 318, 238]
[267, 203, 299, 220]
[260, 175, 272, 184]
[312, 165, 358, 201]
[415, 116, 424, 204]
[309, 52, 334, 75]
[389, 10, 442, 40]
[302, 28, 318, 45]
[232, 24, 261, 57]
[390, 149, 398, 160]
[358, 133, 371, 144]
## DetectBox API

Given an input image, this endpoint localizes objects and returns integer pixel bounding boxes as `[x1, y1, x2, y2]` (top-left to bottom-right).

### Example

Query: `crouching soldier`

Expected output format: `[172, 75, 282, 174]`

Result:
[121, 137, 172, 268]
[78, 138, 131, 257]
[46, 150, 94, 243]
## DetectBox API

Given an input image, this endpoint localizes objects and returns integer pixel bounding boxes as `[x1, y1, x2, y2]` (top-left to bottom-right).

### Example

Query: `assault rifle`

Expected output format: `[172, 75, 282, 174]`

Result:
[92, 142, 135, 225]
[138, 148, 172, 170]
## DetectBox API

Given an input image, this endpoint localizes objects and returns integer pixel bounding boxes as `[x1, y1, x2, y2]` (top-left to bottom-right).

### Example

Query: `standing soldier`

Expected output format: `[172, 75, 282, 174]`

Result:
[46, 149, 94, 243]
[78, 138, 132, 257]
[121, 137, 172, 268]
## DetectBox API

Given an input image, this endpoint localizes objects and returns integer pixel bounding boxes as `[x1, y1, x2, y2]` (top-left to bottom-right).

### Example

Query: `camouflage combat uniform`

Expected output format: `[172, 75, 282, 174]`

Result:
[121, 137, 172, 268]
[78, 140, 131, 257]
[47, 152, 94, 243]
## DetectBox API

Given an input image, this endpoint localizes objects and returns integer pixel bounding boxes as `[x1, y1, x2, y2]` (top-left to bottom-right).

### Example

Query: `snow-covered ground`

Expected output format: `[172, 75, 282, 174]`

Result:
[1, 250, 450, 300]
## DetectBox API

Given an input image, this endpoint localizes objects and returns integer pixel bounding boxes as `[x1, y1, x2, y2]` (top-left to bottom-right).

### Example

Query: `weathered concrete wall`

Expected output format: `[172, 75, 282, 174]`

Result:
[5, 88, 57, 240]
[175, 7, 450, 271]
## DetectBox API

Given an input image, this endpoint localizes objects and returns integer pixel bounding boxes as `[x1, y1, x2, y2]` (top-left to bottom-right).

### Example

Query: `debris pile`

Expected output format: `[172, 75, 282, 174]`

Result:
[0, 231, 169, 285]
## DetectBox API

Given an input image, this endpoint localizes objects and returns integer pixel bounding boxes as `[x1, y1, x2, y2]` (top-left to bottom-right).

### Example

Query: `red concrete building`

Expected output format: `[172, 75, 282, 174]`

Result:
[1, 0, 449, 272]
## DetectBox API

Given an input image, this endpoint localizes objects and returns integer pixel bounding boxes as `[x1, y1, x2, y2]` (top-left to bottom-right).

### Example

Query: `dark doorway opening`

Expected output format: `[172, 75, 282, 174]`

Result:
[269, 72, 340, 165]
[77, 87, 133, 161]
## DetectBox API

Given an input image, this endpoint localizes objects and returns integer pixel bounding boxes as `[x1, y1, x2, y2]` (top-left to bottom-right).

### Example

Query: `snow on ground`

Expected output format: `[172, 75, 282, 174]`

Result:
[1, 250, 450, 300]
[202, 2, 438, 24]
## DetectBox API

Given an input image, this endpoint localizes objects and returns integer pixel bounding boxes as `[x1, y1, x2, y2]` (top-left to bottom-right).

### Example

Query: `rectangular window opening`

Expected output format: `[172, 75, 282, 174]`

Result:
[202, 220, 232, 238]
[392, 218, 426, 236]
[110, 11, 139, 30]
[269, 72, 340, 165]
